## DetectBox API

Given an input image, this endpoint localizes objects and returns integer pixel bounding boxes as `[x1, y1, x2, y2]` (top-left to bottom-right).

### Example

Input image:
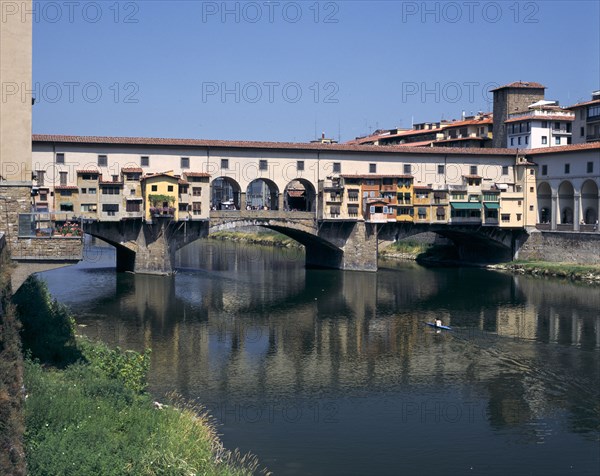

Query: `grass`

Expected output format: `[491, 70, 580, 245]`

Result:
[24, 360, 260, 476]
[508, 260, 600, 279]
[380, 240, 432, 257]
[209, 230, 301, 248]
[15, 276, 265, 476]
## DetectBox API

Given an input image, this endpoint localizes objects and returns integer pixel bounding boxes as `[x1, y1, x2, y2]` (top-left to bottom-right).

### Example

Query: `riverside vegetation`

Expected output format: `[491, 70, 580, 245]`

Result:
[13, 276, 265, 476]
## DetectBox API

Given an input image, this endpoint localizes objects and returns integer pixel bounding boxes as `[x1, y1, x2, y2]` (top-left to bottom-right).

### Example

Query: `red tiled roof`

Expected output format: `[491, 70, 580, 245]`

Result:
[433, 137, 489, 144]
[490, 81, 546, 92]
[505, 115, 574, 123]
[463, 175, 482, 179]
[287, 190, 305, 197]
[54, 186, 78, 190]
[178, 179, 189, 185]
[99, 180, 123, 185]
[76, 170, 100, 174]
[141, 173, 179, 181]
[33, 133, 595, 157]
[395, 140, 435, 147]
[122, 167, 143, 173]
[414, 185, 433, 190]
[341, 174, 413, 179]
[443, 117, 493, 127]
[184, 172, 211, 177]
[524, 142, 600, 155]
[566, 98, 600, 109]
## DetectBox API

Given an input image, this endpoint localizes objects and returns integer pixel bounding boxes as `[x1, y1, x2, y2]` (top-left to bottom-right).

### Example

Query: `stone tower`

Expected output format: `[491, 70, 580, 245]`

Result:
[491, 81, 546, 148]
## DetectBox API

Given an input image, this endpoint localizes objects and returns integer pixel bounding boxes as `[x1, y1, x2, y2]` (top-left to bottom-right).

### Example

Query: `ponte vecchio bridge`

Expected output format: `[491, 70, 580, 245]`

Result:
[20, 135, 599, 274]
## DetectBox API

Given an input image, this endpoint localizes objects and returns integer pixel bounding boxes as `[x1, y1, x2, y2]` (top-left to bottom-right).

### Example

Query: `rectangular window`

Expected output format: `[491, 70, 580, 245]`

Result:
[332, 162, 341, 173]
[36, 170, 45, 186]
[221, 158, 229, 169]
[541, 121, 548, 128]
[525, 136, 529, 145]
[581, 127, 585, 137]
[167, 185, 174, 192]
[126, 201, 140, 212]
[192, 202, 202, 215]
[80, 188, 87, 194]
[102, 204, 119, 216]
[88, 188, 96, 195]
[56, 153, 65, 164]
[510, 138, 514, 146]
[541, 136, 547, 145]
[501, 214, 511, 222]
[101, 187, 120, 195]
[81, 204, 97, 213]
[438, 164, 444, 174]
[297, 160, 305, 171]
[259, 160, 268, 171]
[112, 175, 119, 182]
[181, 157, 190, 169]
[587, 162, 594, 173]
[60, 171, 68, 186]
[542, 165, 547, 175]
[59, 203, 73, 212]
[98, 155, 107, 167]
[470, 165, 478, 175]
[502, 166, 508, 175]
[517, 213, 522, 221]
[555, 137, 561, 145]
[518, 136, 522, 145]
[192, 187, 202, 196]
[369, 163, 376, 173]
[141, 156, 149, 167]
[348, 189, 359, 201]
[348, 205, 359, 217]
[151, 185, 158, 192]
[130, 188, 136, 195]
[403, 164, 411, 174]
[564, 164, 570, 174]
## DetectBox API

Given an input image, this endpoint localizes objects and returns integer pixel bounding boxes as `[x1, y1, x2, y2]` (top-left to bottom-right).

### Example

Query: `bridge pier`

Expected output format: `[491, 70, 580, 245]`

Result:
[315, 221, 378, 271]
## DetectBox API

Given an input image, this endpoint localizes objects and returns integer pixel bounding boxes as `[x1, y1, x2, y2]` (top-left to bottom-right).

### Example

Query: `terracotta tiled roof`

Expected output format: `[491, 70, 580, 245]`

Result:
[341, 174, 413, 179]
[122, 167, 143, 173]
[99, 180, 123, 185]
[490, 81, 546, 92]
[76, 170, 100, 174]
[524, 142, 600, 155]
[505, 115, 574, 123]
[433, 137, 488, 144]
[141, 173, 178, 181]
[34, 133, 596, 157]
[178, 179, 189, 185]
[287, 190, 305, 197]
[395, 140, 435, 147]
[443, 118, 493, 127]
[184, 172, 211, 178]
[414, 185, 433, 190]
[54, 186, 78, 190]
[566, 98, 600, 109]
[462, 175, 482, 179]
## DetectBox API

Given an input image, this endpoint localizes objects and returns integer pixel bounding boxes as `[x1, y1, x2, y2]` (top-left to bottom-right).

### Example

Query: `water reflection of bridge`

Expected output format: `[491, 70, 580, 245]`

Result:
[74, 256, 600, 437]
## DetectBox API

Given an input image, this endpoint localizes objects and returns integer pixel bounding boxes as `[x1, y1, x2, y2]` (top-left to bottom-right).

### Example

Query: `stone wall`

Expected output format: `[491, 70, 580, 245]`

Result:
[0, 183, 32, 253]
[11, 237, 83, 261]
[517, 230, 600, 264]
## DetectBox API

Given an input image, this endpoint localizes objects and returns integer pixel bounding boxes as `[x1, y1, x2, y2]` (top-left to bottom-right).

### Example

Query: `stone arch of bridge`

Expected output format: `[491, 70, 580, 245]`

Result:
[208, 217, 343, 267]
[382, 223, 521, 262]
[245, 178, 280, 210]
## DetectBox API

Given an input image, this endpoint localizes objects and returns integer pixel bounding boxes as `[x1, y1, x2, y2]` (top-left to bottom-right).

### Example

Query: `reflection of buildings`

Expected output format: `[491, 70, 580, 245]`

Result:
[70, 244, 600, 439]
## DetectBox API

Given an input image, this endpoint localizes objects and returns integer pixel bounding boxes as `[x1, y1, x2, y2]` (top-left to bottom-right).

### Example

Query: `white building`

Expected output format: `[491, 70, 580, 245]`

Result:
[506, 101, 575, 149]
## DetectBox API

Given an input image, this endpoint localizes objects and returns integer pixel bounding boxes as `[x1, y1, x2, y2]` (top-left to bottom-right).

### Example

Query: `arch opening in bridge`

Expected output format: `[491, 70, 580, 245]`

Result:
[581, 179, 599, 225]
[211, 177, 241, 210]
[283, 179, 316, 212]
[537, 182, 552, 224]
[246, 179, 279, 210]
[558, 181, 574, 225]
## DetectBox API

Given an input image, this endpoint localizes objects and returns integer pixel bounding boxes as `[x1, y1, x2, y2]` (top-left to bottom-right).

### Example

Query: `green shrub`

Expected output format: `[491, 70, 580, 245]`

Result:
[13, 276, 81, 367]
[78, 339, 151, 394]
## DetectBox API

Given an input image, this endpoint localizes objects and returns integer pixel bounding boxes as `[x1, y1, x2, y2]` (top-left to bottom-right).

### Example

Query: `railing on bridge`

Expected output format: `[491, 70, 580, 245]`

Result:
[18, 213, 83, 238]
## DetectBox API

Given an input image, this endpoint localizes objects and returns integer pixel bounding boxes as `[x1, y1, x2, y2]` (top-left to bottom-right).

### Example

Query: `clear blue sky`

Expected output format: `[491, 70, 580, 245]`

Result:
[32, 0, 600, 142]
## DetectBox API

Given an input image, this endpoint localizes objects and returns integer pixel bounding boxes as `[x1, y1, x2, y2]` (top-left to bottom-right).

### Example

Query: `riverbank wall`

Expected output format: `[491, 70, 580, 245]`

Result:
[518, 231, 600, 264]
[0, 233, 27, 476]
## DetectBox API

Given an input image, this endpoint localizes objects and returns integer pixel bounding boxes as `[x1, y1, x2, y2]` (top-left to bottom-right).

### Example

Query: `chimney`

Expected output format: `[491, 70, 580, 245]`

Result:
[322, 132, 325, 140]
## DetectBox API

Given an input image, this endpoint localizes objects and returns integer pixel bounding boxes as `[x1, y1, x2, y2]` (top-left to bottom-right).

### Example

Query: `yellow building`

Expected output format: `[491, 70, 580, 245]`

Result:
[396, 176, 414, 222]
[141, 172, 180, 222]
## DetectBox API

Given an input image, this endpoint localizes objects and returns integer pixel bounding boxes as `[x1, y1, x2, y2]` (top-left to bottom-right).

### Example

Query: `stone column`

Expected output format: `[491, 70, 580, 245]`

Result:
[551, 193, 558, 230]
[597, 196, 600, 232]
[574, 191, 581, 231]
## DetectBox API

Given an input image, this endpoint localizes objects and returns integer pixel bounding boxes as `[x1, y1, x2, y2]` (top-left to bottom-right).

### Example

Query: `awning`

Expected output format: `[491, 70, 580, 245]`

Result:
[59, 202, 73, 206]
[450, 202, 481, 210]
[484, 202, 500, 209]
[126, 197, 143, 201]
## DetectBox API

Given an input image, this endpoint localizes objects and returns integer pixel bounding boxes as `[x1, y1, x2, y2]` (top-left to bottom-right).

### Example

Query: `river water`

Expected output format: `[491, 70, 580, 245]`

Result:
[40, 239, 600, 476]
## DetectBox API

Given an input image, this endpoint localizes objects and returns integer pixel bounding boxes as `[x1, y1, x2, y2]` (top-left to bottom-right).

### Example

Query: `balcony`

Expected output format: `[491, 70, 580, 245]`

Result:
[323, 180, 343, 190]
